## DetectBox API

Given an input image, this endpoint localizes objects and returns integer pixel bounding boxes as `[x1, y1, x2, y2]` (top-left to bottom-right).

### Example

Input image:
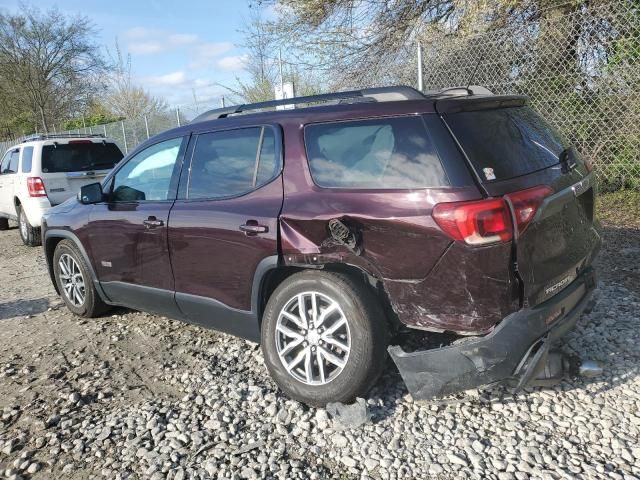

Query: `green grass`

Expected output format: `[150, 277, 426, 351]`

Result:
[597, 189, 640, 228]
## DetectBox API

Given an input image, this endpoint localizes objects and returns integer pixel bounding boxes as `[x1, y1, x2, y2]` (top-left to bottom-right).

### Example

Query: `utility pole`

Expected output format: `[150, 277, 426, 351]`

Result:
[417, 42, 424, 92]
[279, 48, 284, 93]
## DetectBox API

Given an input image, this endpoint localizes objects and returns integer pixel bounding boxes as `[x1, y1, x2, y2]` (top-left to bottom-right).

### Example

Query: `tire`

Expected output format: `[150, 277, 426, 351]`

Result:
[0, 218, 8, 231]
[17, 206, 41, 246]
[53, 239, 109, 317]
[261, 270, 388, 407]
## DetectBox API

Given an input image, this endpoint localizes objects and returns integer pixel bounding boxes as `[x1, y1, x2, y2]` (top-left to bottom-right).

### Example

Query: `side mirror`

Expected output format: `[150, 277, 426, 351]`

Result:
[79, 182, 105, 204]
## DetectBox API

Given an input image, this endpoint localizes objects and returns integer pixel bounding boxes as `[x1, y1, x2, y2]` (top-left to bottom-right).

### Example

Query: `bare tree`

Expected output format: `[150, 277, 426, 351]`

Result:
[104, 42, 168, 119]
[222, 11, 323, 103]
[0, 5, 107, 132]
[252, 0, 598, 88]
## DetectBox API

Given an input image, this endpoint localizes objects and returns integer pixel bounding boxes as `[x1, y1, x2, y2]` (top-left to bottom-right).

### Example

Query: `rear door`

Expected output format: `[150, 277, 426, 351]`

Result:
[0, 148, 20, 215]
[440, 99, 601, 307]
[40, 140, 123, 205]
[168, 125, 283, 340]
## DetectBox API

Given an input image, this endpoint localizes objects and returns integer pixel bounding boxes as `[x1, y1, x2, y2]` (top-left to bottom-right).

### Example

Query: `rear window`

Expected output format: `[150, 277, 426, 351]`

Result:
[304, 116, 448, 189]
[21, 147, 33, 173]
[41, 142, 123, 173]
[444, 106, 568, 182]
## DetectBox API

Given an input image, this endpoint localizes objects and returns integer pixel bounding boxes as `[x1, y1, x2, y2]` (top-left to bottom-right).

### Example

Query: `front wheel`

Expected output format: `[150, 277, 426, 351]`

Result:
[261, 271, 388, 407]
[53, 240, 109, 317]
[18, 206, 41, 246]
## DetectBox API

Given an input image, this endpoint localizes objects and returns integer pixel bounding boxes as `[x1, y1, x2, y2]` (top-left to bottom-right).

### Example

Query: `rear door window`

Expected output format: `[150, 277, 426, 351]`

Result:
[41, 142, 123, 173]
[3, 149, 20, 173]
[304, 116, 448, 189]
[188, 126, 280, 199]
[21, 147, 33, 173]
[443, 106, 568, 182]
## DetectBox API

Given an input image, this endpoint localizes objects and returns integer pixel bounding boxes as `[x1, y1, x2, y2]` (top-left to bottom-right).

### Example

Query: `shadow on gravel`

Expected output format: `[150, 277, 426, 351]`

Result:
[0, 297, 49, 320]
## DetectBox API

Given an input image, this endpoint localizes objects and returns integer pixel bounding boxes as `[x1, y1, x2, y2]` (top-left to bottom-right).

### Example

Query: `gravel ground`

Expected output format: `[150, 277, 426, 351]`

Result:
[0, 206, 639, 480]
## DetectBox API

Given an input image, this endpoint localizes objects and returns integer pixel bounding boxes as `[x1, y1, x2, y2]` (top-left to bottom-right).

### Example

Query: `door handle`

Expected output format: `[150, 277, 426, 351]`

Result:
[239, 221, 268, 235]
[143, 216, 164, 229]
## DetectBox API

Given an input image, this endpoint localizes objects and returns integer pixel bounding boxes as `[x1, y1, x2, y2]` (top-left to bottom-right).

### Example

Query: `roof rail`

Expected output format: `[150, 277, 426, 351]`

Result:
[423, 85, 494, 97]
[21, 133, 106, 143]
[191, 85, 426, 123]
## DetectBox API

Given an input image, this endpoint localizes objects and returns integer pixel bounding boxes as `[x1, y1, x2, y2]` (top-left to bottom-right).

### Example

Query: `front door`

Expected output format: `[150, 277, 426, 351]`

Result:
[86, 136, 187, 316]
[168, 126, 283, 340]
[0, 149, 19, 216]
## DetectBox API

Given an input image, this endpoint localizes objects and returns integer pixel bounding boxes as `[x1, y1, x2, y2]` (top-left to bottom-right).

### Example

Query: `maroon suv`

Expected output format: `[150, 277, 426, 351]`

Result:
[42, 86, 601, 406]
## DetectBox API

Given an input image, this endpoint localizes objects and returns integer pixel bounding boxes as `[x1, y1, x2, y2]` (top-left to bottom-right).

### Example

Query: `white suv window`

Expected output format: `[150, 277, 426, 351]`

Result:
[1, 150, 19, 174]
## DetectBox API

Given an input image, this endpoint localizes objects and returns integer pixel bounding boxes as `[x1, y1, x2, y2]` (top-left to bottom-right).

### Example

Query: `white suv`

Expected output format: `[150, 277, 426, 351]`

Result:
[0, 134, 123, 246]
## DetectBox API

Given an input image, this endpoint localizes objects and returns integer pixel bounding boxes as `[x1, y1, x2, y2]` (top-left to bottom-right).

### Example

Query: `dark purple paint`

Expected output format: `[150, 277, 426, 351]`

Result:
[42, 95, 600, 338]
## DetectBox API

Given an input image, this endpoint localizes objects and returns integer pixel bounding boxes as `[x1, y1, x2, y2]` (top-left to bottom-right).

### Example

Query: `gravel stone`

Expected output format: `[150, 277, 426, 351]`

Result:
[0, 212, 638, 479]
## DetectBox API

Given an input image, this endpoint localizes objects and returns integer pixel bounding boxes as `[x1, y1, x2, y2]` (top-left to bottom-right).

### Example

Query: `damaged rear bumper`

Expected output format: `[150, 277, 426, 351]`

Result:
[388, 268, 597, 400]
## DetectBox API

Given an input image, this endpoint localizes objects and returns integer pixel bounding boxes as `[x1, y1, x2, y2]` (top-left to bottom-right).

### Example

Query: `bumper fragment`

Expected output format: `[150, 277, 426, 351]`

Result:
[388, 268, 596, 400]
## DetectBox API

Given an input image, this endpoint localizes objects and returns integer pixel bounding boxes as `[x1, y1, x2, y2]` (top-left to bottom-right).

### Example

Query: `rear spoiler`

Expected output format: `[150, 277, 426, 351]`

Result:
[435, 95, 528, 114]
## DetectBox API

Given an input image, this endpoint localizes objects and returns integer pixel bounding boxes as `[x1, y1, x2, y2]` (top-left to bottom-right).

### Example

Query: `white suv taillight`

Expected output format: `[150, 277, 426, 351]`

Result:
[27, 177, 47, 197]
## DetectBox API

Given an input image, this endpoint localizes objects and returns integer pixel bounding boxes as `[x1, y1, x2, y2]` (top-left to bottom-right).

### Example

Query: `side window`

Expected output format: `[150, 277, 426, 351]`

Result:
[256, 128, 278, 186]
[0, 152, 10, 174]
[188, 126, 279, 200]
[112, 137, 182, 202]
[21, 147, 34, 173]
[2, 150, 20, 174]
[304, 116, 449, 189]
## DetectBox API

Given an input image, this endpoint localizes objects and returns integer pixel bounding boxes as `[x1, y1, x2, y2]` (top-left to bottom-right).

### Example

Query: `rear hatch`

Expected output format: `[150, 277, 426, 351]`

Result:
[438, 96, 601, 307]
[39, 140, 123, 205]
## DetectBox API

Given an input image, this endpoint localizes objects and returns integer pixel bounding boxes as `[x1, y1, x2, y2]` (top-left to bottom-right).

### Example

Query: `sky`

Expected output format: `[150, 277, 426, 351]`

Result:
[0, 0, 265, 109]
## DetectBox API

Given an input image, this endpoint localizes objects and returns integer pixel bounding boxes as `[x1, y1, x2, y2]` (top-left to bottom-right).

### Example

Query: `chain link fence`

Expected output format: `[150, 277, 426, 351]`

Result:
[0, 106, 204, 156]
[420, 0, 640, 191]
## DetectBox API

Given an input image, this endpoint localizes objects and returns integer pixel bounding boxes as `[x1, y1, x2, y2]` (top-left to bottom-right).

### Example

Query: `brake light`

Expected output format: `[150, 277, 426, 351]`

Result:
[433, 185, 553, 245]
[68, 140, 93, 144]
[505, 185, 552, 234]
[27, 177, 47, 197]
[433, 198, 512, 245]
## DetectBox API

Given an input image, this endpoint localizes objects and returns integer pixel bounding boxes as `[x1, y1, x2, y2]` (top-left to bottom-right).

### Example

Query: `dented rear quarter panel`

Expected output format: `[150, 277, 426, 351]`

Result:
[277, 104, 520, 334]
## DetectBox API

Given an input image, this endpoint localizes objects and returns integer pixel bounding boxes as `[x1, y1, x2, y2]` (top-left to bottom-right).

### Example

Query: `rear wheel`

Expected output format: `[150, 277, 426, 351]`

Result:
[261, 271, 387, 407]
[53, 240, 108, 317]
[18, 206, 41, 246]
[0, 218, 8, 231]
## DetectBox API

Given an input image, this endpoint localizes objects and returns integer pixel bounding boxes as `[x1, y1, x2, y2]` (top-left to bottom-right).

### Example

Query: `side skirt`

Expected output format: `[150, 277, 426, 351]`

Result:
[175, 292, 259, 343]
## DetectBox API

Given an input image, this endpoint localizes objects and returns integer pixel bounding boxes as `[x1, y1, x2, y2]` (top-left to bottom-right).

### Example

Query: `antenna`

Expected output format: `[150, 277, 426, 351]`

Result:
[466, 49, 486, 94]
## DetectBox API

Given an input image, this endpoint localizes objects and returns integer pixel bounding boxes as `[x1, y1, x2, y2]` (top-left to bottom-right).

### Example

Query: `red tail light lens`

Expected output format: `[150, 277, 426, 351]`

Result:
[433, 198, 512, 245]
[27, 177, 47, 197]
[505, 185, 553, 234]
[433, 185, 553, 245]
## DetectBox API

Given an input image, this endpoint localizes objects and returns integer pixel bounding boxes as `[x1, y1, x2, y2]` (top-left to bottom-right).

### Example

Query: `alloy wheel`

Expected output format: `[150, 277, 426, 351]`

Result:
[275, 291, 351, 385]
[58, 253, 85, 307]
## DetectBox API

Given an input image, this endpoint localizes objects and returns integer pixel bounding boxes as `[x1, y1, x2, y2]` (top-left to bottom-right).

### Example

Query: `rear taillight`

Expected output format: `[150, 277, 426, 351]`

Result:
[433, 198, 512, 245]
[433, 185, 552, 245]
[505, 185, 552, 234]
[27, 177, 47, 197]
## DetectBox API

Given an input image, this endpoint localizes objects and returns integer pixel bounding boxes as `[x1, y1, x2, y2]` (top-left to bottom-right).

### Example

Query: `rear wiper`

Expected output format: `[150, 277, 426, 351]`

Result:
[559, 147, 577, 174]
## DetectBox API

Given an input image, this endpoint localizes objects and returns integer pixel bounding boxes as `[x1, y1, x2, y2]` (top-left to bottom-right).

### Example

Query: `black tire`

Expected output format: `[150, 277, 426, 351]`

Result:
[53, 239, 109, 317]
[17, 206, 41, 246]
[261, 270, 388, 407]
[0, 218, 8, 231]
